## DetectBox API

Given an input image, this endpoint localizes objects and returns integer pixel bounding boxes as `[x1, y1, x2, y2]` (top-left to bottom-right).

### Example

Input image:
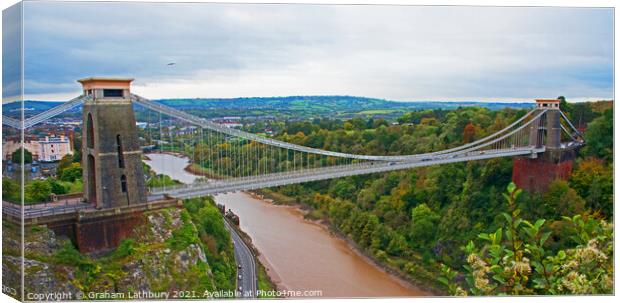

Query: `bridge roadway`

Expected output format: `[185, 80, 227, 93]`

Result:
[155, 146, 544, 199]
[3, 146, 544, 220]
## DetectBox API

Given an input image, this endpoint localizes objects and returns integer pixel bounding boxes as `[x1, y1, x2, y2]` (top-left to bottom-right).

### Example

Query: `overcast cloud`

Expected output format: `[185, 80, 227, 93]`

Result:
[2, 2, 614, 102]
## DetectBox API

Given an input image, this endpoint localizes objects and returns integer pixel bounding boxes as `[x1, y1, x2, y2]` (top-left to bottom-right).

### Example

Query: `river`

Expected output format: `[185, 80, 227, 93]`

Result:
[144, 153, 428, 298]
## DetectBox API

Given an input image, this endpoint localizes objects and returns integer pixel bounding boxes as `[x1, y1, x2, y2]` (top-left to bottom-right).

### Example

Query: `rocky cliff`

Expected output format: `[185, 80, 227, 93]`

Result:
[2, 206, 226, 300]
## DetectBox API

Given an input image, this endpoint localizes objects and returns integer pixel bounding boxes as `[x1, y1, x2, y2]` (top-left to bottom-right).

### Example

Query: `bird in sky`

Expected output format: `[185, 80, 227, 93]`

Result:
[167, 62, 176, 66]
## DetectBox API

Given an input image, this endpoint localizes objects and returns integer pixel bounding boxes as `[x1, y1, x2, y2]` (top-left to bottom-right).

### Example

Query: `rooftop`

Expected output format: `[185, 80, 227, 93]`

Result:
[77, 77, 134, 90]
[535, 98, 560, 103]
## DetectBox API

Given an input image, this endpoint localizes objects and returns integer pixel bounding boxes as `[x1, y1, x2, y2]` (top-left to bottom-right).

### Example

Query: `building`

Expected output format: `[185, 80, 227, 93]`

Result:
[2, 134, 73, 162]
[38, 135, 73, 162]
[2, 135, 40, 160]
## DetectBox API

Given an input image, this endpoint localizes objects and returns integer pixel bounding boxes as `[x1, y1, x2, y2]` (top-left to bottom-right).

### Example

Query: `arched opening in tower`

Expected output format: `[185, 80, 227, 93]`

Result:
[86, 113, 95, 149]
[87, 154, 97, 206]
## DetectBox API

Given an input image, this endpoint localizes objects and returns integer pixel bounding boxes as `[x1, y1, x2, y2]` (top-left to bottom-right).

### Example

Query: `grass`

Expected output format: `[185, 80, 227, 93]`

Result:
[256, 261, 278, 298]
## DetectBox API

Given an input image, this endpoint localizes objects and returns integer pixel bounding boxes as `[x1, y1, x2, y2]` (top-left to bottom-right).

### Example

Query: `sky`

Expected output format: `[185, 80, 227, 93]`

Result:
[2, 2, 614, 102]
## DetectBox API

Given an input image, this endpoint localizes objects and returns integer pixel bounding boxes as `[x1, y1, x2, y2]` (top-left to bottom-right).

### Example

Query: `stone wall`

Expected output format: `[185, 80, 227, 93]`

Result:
[512, 149, 577, 193]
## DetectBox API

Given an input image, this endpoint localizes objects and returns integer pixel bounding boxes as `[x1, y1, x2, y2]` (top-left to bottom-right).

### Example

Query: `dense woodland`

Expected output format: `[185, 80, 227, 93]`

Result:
[263, 100, 613, 294]
[191, 100, 611, 294]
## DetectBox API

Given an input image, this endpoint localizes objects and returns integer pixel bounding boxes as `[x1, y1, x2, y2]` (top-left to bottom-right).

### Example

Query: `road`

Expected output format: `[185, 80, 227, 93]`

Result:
[224, 218, 257, 298]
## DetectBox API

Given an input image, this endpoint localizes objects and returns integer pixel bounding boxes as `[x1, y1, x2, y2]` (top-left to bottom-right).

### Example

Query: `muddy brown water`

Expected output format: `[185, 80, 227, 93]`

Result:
[145, 153, 428, 297]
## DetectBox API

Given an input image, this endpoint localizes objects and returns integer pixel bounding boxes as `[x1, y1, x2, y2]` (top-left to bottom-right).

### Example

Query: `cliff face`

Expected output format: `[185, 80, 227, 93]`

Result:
[2, 207, 218, 300]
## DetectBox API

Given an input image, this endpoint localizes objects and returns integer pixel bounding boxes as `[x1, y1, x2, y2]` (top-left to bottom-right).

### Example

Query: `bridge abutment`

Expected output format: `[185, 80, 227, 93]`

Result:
[6, 198, 182, 253]
[512, 149, 576, 193]
[74, 211, 144, 253]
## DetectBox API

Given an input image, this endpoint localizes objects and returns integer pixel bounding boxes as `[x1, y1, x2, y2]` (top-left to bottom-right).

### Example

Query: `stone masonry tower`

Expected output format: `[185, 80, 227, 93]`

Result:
[512, 98, 577, 193]
[79, 77, 147, 209]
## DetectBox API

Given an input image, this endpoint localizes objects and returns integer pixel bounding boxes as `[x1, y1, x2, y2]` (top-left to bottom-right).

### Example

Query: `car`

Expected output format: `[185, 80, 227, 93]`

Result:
[238, 274, 242, 279]
[238, 264, 242, 269]
[388, 162, 396, 166]
[238, 286, 243, 292]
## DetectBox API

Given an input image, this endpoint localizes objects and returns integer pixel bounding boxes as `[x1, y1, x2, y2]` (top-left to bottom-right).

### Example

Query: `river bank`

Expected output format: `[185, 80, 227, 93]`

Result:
[255, 188, 443, 295]
[184, 163, 222, 179]
[145, 153, 431, 297]
[223, 216, 279, 296]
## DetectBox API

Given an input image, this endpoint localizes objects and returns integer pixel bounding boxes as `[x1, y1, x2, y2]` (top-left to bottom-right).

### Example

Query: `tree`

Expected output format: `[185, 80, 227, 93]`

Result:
[569, 102, 596, 129]
[47, 178, 68, 195]
[540, 180, 585, 219]
[2, 178, 20, 201]
[409, 203, 440, 249]
[439, 183, 613, 295]
[462, 123, 476, 143]
[328, 179, 357, 201]
[558, 96, 570, 113]
[569, 158, 613, 218]
[72, 149, 82, 163]
[11, 148, 33, 164]
[386, 232, 408, 256]
[583, 109, 612, 161]
[60, 162, 82, 182]
[56, 154, 74, 178]
[25, 179, 52, 202]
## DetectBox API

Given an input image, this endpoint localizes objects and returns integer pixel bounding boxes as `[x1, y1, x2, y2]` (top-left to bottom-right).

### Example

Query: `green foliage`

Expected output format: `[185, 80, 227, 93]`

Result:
[409, 203, 440, 249]
[24, 179, 52, 203]
[112, 239, 138, 259]
[56, 154, 75, 178]
[183, 197, 236, 291]
[570, 158, 613, 218]
[583, 108, 612, 160]
[53, 242, 87, 266]
[53, 241, 102, 286]
[147, 174, 180, 188]
[156, 100, 609, 295]
[60, 162, 82, 182]
[165, 210, 200, 251]
[47, 178, 68, 195]
[328, 179, 357, 201]
[72, 148, 82, 163]
[11, 147, 32, 164]
[539, 180, 585, 219]
[2, 178, 20, 202]
[256, 263, 277, 297]
[439, 183, 613, 295]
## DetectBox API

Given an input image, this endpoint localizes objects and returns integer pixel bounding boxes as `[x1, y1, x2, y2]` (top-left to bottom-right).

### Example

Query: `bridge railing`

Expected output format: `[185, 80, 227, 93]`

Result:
[2, 202, 92, 219]
[162, 146, 544, 199]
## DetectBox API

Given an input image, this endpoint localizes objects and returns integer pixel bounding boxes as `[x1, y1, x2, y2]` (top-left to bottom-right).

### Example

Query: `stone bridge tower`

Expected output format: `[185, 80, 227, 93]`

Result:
[80, 77, 147, 209]
[512, 99, 577, 193]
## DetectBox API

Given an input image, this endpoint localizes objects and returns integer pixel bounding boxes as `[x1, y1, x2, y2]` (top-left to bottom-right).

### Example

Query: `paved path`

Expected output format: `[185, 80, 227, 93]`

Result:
[224, 219, 257, 298]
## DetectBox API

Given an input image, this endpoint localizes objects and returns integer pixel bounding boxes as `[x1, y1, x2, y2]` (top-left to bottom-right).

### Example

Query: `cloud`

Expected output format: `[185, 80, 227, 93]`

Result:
[9, 2, 614, 101]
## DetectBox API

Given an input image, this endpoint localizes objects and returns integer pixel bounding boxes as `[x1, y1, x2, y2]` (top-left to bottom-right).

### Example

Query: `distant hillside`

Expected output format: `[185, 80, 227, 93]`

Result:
[2, 101, 64, 112]
[153, 96, 533, 119]
[155, 96, 532, 111]
[3, 96, 534, 120]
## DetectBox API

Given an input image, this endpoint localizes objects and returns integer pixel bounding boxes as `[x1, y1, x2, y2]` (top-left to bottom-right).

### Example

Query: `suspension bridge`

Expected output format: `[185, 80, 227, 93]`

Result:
[2, 78, 584, 216]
